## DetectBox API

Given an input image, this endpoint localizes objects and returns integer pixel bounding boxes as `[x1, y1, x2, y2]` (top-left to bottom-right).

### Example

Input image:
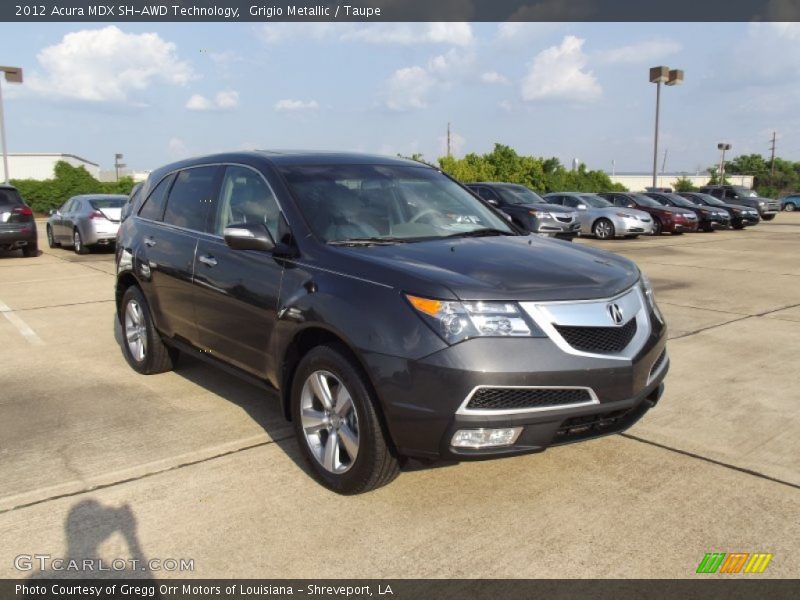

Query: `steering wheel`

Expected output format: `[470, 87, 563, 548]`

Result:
[410, 208, 440, 224]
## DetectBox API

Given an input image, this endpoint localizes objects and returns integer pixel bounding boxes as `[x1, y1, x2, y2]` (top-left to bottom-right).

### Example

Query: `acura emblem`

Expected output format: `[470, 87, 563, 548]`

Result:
[608, 303, 624, 324]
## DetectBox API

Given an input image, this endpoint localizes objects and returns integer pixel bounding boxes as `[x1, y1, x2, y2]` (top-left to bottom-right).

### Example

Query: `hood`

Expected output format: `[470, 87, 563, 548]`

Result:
[588, 207, 648, 219]
[331, 235, 640, 302]
[525, 203, 574, 214]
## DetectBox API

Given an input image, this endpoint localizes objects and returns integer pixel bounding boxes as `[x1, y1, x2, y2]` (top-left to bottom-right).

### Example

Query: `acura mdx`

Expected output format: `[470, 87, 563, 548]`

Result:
[115, 152, 669, 494]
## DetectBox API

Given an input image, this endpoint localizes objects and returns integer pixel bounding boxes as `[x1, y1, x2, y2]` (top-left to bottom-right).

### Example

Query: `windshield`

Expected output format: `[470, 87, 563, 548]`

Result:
[496, 185, 546, 206]
[733, 186, 758, 198]
[580, 195, 613, 208]
[90, 197, 126, 210]
[631, 194, 662, 208]
[695, 193, 724, 206]
[281, 164, 515, 243]
[666, 194, 697, 208]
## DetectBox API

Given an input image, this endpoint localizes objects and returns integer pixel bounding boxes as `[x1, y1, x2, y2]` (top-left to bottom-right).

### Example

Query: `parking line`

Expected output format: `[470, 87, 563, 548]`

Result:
[0, 299, 44, 345]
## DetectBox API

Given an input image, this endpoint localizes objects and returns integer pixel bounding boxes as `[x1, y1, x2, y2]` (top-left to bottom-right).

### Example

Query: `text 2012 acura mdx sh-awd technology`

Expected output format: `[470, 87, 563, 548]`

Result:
[115, 152, 669, 494]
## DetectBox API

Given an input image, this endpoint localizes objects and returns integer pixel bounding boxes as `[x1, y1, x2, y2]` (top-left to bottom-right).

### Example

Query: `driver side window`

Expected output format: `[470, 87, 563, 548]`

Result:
[215, 166, 281, 240]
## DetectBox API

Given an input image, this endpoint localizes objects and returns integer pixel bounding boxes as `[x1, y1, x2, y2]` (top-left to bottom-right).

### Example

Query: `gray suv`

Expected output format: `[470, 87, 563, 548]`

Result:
[699, 185, 780, 221]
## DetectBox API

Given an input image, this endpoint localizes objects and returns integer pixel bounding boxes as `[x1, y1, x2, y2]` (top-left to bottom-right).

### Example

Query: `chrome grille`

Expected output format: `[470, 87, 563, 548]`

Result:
[554, 318, 638, 354]
[466, 387, 593, 411]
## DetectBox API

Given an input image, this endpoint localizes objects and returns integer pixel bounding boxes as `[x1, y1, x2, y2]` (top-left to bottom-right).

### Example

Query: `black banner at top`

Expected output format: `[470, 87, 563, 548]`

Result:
[2, 0, 800, 22]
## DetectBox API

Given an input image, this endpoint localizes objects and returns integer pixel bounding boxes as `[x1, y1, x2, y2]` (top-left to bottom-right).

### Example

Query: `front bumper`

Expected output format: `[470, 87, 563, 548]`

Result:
[732, 214, 760, 226]
[365, 304, 668, 460]
[669, 220, 699, 232]
[534, 219, 581, 237]
[614, 216, 653, 236]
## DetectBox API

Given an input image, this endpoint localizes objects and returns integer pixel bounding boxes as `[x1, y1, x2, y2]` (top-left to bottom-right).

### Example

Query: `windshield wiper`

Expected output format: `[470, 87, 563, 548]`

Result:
[445, 228, 515, 239]
[328, 236, 409, 246]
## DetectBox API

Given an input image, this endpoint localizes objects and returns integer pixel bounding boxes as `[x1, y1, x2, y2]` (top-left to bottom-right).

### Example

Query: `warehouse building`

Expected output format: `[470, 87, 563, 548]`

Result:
[0, 153, 101, 181]
[609, 172, 754, 191]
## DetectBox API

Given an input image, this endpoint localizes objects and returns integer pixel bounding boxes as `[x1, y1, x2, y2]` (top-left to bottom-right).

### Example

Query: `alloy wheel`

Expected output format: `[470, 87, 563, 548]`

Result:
[124, 299, 147, 362]
[47, 227, 54, 247]
[786, 204, 795, 212]
[595, 220, 613, 239]
[300, 370, 360, 474]
[73, 231, 82, 252]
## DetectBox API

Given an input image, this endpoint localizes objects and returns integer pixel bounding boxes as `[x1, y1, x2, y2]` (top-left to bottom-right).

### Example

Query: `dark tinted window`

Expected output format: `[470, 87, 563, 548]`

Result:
[496, 185, 546, 205]
[90, 197, 126, 210]
[215, 166, 281, 239]
[0, 188, 23, 207]
[163, 167, 219, 231]
[139, 174, 175, 221]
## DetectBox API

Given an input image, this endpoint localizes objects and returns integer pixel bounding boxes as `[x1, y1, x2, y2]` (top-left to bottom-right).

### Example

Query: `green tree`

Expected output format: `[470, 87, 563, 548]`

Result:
[672, 176, 697, 192]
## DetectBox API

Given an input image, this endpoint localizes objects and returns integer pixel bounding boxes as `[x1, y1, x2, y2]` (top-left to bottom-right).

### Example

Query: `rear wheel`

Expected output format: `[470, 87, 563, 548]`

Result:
[761, 214, 776, 221]
[593, 218, 615, 240]
[22, 243, 38, 258]
[46, 226, 59, 248]
[73, 228, 89, 254]
[120, 286, 178, 375]
[291, 345, 400, 494]
[783, 203, 795, 212]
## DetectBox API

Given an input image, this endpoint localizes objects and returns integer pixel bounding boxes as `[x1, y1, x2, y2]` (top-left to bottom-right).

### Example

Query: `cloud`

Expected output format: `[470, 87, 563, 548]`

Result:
[595, 38, 682, 65]
[258, 22, 473, 46]
[498, 100, 513, 112]
[496, 22, 561, 44]
[186, 90, 239, 111]
[27, 26, 193, 103]
[274, 99, 320, 111]
[480, 71, 510, 85]
[384, 49, 474, 111]
[167, 137, 190, 159]
[439, 131, 466, 156]
[521, 35, 601, 102]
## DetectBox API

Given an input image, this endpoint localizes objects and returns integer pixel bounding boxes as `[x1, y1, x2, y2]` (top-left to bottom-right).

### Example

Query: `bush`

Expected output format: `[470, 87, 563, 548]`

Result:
[11, 161, 136, 214]
[672, 177, 697, 192]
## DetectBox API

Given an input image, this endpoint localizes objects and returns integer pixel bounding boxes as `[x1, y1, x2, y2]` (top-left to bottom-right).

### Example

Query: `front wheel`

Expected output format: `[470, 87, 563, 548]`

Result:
[651, 219, 663, 236]
[761, 214, 776, 221]
[119, 286, 178, 375]
[783, 203, 795, 212]
[291, 345, 400, 494]
[593, 218, 615, 240]
[732, 223, 746, 230]
[73, 228, 89, 254]
[46, 226, 59, 248]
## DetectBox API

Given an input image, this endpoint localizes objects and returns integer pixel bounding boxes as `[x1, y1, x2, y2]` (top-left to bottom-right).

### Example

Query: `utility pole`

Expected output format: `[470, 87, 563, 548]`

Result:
[769, 131, 776, 176]
[661, 148, 668, 176]
[446, 122, 451, 158]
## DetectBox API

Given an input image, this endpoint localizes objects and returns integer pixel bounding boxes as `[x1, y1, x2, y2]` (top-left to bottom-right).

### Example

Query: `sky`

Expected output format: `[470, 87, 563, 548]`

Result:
[1, 21, 799, 174]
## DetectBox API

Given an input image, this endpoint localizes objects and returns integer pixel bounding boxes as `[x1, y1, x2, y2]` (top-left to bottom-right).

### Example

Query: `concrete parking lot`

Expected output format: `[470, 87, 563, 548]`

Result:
[0, 217, 798, 579]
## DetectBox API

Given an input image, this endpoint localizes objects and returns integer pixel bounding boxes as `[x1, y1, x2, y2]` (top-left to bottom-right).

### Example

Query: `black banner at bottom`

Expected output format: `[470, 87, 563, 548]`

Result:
[3, 579, 799, 600]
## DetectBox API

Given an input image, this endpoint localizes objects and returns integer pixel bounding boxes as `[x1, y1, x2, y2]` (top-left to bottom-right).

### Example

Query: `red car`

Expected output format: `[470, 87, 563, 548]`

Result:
[599, 192, 700, 235]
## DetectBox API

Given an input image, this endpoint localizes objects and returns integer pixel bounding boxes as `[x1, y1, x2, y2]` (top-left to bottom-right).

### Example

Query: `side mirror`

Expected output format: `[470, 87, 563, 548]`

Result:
[48, 209, 57, 216]
[223, 223, 275, 252]
[486, 199, 499, 206]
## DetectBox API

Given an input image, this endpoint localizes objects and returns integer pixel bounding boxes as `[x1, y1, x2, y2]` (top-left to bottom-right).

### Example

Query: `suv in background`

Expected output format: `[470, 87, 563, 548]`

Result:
[598, 192, 698, 236]
[780, 194, 799, 212]
[0, 184, 38, 257]
[115, 151, 668, 494]
[699, 185, 780, 221]
[465, 182, 580, 240]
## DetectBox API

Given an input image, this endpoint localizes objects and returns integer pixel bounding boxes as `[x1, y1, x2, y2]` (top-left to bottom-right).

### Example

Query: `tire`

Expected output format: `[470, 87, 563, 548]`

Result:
[46, 226, 59, 248]
[22, 243, 38, 258]
[290, 345, 400, 494]
[73, 228, 89, 254]
[761, 214, 776, 221]
[783, 203, 795, 212]
[593, 218, 615, 240]
[702, 223, 714, 232]
[119, 286, 178, 375]
[651, 219, 662, 236]
[732, 223, 746, 230]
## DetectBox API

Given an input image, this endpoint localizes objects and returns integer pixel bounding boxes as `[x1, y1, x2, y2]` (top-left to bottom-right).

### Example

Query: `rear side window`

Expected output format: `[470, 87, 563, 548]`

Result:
[139, 174, 174, 221]
[163, 167, 219, 232]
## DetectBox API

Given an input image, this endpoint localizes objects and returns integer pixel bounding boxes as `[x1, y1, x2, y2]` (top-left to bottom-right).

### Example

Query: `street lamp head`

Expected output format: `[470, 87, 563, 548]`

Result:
[0, 66, 23, 84]
[666, 69, 684, 86]
[717, 143, 732, 151]
[649, 66, 670, 84]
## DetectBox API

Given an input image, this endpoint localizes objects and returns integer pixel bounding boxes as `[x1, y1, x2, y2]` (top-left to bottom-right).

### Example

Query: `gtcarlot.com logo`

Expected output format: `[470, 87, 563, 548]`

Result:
[696, 552, 773, 574]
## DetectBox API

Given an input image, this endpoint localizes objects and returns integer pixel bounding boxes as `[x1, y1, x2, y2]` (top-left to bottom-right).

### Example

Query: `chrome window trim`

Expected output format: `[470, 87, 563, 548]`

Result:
[519, 284, 651, 361]
[456, 385, 599, 416]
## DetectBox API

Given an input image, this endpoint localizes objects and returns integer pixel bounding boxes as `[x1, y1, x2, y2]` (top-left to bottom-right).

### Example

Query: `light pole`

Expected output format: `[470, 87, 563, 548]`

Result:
[0, 66, 23, 184]
[717, 143, 731, 184]
[650, 66, 684, 189]
[114, 153, 126, 181]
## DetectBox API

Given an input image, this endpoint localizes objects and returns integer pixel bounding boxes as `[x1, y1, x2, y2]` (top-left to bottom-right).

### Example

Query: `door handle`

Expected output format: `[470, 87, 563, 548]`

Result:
[144, 237, 156, 247]
[198, 255, 217, 267]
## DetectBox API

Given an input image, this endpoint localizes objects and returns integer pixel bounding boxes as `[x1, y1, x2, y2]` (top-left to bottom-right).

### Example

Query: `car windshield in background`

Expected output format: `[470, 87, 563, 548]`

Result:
[0, 189, 23, 207]
[696, 194, 725, 206]
[90, 198, 126, 210]
[496, 185, 546, 206]
[580, 195, 612, 208]
[632, 194, 663, 208]
[666, 194, 698, 208]
[281, 164, 515, 243]
[733, 186, 758, 197]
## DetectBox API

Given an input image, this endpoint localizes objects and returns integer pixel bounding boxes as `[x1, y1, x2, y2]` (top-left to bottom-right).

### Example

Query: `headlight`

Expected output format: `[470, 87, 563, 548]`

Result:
[758, 201, 766, 207]
[639, 273, 664, 324]
[530, 210, 552, 219]
[406, 295, 544, 344]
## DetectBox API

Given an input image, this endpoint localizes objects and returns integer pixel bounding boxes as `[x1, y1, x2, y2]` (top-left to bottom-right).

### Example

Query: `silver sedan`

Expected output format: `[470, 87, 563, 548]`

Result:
[46, 194, 127, 254]
[543, 192, 654, 239]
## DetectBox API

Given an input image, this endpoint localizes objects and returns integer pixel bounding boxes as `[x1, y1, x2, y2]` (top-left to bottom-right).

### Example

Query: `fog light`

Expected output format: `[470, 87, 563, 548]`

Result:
[451, 427, 522, 449]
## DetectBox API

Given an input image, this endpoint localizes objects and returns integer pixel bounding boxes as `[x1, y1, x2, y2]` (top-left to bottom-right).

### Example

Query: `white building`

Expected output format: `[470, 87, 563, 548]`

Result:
[609, 173, 754, 192]
[0, 153, 101, 181]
